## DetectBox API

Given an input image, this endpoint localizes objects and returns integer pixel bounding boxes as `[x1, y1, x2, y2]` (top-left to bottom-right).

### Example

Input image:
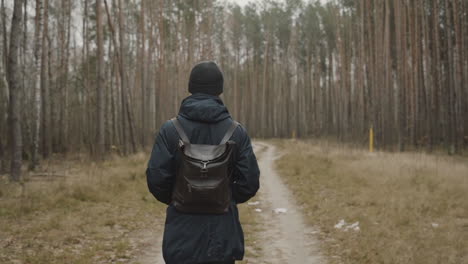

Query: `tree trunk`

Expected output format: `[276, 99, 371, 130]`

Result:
[0, 0, 8, 173]
[41, 0, 51, 158]
[59, 0, 71, 153]
[445, 0, 456, 154]
[139, 0, 146, 147]
[30, 0, 43, 170]
[261, 31, 270, 137]
[1, 0, 8, 70]
[7, 0, 24, 181]
[0, 54, 7, 173]
[96, 0, 105, 157]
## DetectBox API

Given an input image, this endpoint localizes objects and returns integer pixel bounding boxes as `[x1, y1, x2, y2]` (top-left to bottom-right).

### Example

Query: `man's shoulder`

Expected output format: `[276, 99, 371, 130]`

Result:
[157, 119, 178, 139]
[158, 119, 172, 130]
[231, 120, 250, 142]
[233, 120, 246, 132]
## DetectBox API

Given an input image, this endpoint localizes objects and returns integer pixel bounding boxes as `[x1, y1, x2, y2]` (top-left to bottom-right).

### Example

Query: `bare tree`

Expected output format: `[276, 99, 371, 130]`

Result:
[7, 0, 24, 181]
[30, 0, 43, 170]
[0, 0, 9, 173]
[96, 0, 105, 156]
[41, 0, 50, 158]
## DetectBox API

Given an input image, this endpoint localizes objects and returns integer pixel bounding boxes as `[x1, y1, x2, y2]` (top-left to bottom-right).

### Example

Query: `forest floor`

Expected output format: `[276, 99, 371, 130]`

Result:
[1, 140, 467, 264]
[0, 153, 166, 264]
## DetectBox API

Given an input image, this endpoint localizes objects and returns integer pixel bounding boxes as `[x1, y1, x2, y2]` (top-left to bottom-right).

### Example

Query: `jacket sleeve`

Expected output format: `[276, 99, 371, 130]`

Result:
[232, 126, 260, 204]
[146, 122, 176, 205]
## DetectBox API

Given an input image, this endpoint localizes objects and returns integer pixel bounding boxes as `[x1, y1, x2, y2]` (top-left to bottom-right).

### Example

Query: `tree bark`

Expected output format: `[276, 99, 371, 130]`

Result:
[96, 0, 105, 157]
[58, 0, 71, 153]
[41, 0, 51, 158]
[30, 0, 43, 170]
[7, 0, 24, 181]
[1, 0, 8, 70]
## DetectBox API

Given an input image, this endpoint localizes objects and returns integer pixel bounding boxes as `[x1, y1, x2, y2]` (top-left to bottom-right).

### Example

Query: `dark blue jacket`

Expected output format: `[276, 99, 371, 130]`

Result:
[146, 93, 260, 264]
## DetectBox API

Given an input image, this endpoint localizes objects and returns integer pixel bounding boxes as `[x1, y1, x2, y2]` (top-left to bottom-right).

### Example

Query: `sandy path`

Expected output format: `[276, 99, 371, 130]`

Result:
[252, 142, 324, 264]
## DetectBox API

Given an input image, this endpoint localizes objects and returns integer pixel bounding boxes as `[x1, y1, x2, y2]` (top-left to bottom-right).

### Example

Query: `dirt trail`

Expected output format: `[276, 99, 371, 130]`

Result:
[253, 142, 324, 264]
[134, 142, 323, 264]
[131, 221, 165, 264]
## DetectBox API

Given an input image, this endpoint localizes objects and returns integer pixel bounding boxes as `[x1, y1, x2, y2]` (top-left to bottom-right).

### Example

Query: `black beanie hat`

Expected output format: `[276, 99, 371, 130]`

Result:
[188, 61, 224, 96]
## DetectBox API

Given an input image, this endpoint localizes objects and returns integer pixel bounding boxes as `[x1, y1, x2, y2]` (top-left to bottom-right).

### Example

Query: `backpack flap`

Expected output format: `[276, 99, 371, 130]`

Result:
[183, 143, 228, 161]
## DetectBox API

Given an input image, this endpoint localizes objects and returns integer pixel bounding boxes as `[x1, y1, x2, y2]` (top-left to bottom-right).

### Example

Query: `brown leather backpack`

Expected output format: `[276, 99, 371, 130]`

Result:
[171, 118, 239, 214]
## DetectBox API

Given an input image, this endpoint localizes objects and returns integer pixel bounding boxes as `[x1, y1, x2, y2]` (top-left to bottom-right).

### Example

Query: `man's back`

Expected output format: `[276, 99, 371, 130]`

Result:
[146, 62, 260, 264]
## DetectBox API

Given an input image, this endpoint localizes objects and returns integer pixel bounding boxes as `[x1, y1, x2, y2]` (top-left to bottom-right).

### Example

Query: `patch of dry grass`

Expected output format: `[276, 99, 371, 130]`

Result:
[0, 153, 165, 264]
[238, 203, 264, 263]
[237, 142, 267, 264]
[275, 139, 468, 264]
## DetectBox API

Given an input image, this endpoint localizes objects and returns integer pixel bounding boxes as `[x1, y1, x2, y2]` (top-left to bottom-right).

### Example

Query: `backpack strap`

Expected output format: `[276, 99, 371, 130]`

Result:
[171, 118, 190, 144]
[220, 120, 239, 145]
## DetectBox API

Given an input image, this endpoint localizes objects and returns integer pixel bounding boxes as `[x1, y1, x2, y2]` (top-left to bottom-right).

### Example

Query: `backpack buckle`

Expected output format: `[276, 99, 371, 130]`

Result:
[200, 161, 209, 175]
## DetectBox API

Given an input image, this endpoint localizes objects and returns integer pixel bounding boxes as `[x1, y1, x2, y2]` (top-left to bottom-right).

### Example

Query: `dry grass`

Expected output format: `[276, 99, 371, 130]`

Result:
[0, 149, 267, 264]
[238, 203, 264, 263]
[0, 153, 165, 264]
[275, 139, 468, 264]
[238, 144, 267, 264]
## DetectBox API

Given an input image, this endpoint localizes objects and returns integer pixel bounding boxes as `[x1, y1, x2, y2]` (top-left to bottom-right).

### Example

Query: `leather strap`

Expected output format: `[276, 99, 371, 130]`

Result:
[171, 118, 190, 144]
[220, 121, 239, 145]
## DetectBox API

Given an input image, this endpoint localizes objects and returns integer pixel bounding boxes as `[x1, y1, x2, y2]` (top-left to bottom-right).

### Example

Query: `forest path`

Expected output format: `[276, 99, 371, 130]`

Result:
[130, 221, 165, 264]
[133, 142, 324, 264]
[252, 142, 324, 264]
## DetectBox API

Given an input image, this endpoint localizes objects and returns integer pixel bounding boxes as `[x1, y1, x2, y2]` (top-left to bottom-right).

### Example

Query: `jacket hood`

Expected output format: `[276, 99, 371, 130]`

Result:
[178, 93, 231, 123]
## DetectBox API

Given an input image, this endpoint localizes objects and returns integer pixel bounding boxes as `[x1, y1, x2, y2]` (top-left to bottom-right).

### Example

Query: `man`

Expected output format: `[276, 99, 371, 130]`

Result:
[146, 61, 260, 264]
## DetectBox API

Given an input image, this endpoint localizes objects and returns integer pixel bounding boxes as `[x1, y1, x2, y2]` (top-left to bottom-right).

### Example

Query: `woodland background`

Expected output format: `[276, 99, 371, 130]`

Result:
[1, 0, 468, 180]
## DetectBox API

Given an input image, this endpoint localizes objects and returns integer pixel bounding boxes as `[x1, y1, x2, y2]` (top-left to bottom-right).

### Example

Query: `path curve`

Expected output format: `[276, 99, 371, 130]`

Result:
[253, 142, 324, 264]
